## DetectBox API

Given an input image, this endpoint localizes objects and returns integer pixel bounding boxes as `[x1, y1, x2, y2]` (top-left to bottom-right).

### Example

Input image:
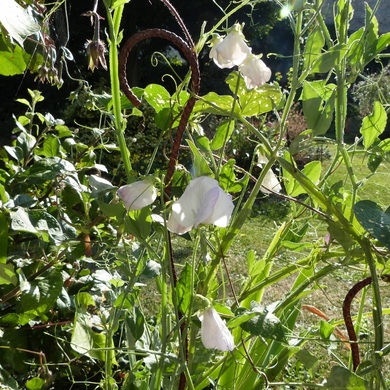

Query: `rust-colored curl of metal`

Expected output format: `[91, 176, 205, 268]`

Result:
[343, 274, 390, 371]
[118, 28, 200, 198]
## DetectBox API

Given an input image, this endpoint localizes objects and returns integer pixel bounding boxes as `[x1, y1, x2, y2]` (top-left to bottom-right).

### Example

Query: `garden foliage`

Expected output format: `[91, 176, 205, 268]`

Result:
[1, 0, 390, 389]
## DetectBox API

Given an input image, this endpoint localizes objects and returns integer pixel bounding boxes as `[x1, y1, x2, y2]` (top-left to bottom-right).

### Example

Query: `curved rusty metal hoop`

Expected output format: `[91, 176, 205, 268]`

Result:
[343, 274, 390, 371]
[118, 28, 200, 196]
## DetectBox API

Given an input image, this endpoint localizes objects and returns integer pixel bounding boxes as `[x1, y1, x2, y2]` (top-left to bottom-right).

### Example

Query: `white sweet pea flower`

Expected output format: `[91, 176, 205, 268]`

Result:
[117, 179, 157, 210]
[239, 53, 271, 89]
[167, 176, 234, 235]
[257, 153, 282, 194]
[209, 25, 251, 69]
[199, 308, 234, 351]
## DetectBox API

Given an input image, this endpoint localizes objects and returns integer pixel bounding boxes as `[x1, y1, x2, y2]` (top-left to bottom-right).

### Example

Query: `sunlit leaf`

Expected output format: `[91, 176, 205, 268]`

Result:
[360, 101, 387, 149]
[0, 45, 26, 75]
[354, 200, 390, 249]
[325, 366, 367, 389]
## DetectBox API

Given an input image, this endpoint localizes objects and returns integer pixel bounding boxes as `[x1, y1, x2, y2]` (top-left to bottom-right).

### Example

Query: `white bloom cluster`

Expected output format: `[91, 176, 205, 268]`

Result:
[209, 24, 271, 89]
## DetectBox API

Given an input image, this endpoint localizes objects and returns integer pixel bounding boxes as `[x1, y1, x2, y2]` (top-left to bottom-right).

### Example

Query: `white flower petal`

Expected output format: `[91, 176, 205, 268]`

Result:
[239, 54, 271, 89]
[193, 185, 219, 228]
[209, 28, 251, 69]
[262, 170, 282, 194]
[117, 179, 157, 210]
[200, 308, 234, 351]
[167, 176, 234, 234]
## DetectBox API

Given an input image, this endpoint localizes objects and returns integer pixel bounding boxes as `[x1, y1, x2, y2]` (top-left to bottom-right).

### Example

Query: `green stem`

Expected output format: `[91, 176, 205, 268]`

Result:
[104, 1, 133, 182]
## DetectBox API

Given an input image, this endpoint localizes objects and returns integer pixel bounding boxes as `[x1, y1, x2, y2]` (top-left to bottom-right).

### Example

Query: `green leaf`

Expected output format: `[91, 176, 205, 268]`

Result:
[194, 92, 237, 116]
[296, 349, 318, 379]
[353, 200, 390, 249]
[126, 307, 145, 341]
[141, 260, 162, 278]
[303, 25, 324, 69]
[0, 211, 8, 263]
[0, 46, 27, 75]
[38, 134, 60, 157]
[71, 292, 107, 361]
[0, 0, 40, 47]
[219, 159, 248, 193]
[176, 263, 192, 314]
[325, 366, 367, 389]
[26, 377, 45, 390]
[211, 120, 235, 151]
[20, 157, 76, 184]
[360, 101, 387, 149]
[320, 320, 335, 339]
[196, 135, 211, 153]
[144, 84, 171, 113]
[0, 263, 17, 285]
[187, 139, 213, 178]
[0, 364, 19, 389]
[10, 207, 38, 235]
[301, 80, 336, 136]
[226, 71, 281, 116]
[237, 303, 286, 342]
[20, 269, 63, 317]
[284, 161, 321, 197]
[124, 208, 152, 241]
[309, 44, 348, 74]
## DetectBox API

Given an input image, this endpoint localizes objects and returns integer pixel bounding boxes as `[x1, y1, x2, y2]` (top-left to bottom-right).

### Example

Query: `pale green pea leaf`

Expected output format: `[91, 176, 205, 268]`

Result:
[141, 260, 161, 278]
[301, 80, 336, 136]
[309, 44, 348, 74]
[55, 124, 73, 138]
[0, 211, 8, 263]
[98, 199, 125, 219]
[26, 377, 45, 390]
[240, 84, 281, 116]
[193, 92, 238, 116]
[226, 71, 247, 97]
[126, 307, 145, 341]
[187, 139, 213, 178]
[144, 84, 171, 113]
[335, 0, 353, 35]
[284, 161, 321, 197]
[155, 106, 174, 131]
[219, 159, 248, 193]
[3, 145, 23, 161]
[247, 250, 256, 274]
[0, 263, 17, 285]
[296, 350, 318, 379]
[71, 292, 107, 361]
[38, 134, 60, 157]
[360, 101, 387, 149]
[109, 0, 131, 9]
[195, 135, 211, 153]
[210, 120, 235, 151]
[176, 262, 192, 314]
[0, 47, 27, 75]
[353, 200, 390, 249]
[319, 320, 335, 339]
[236, 304, 286, 342]
[226, 70, 281, 116]
[376, 32, 390, 54]
[124, 208, 152, 241]
[21, 269, 62, 316]
[303, 25, 325, 69]
[0, 364, 19, 389]
[363, 4, 378, 61]
[325, 366, 367, 389]
[15, 98, 31, 109]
